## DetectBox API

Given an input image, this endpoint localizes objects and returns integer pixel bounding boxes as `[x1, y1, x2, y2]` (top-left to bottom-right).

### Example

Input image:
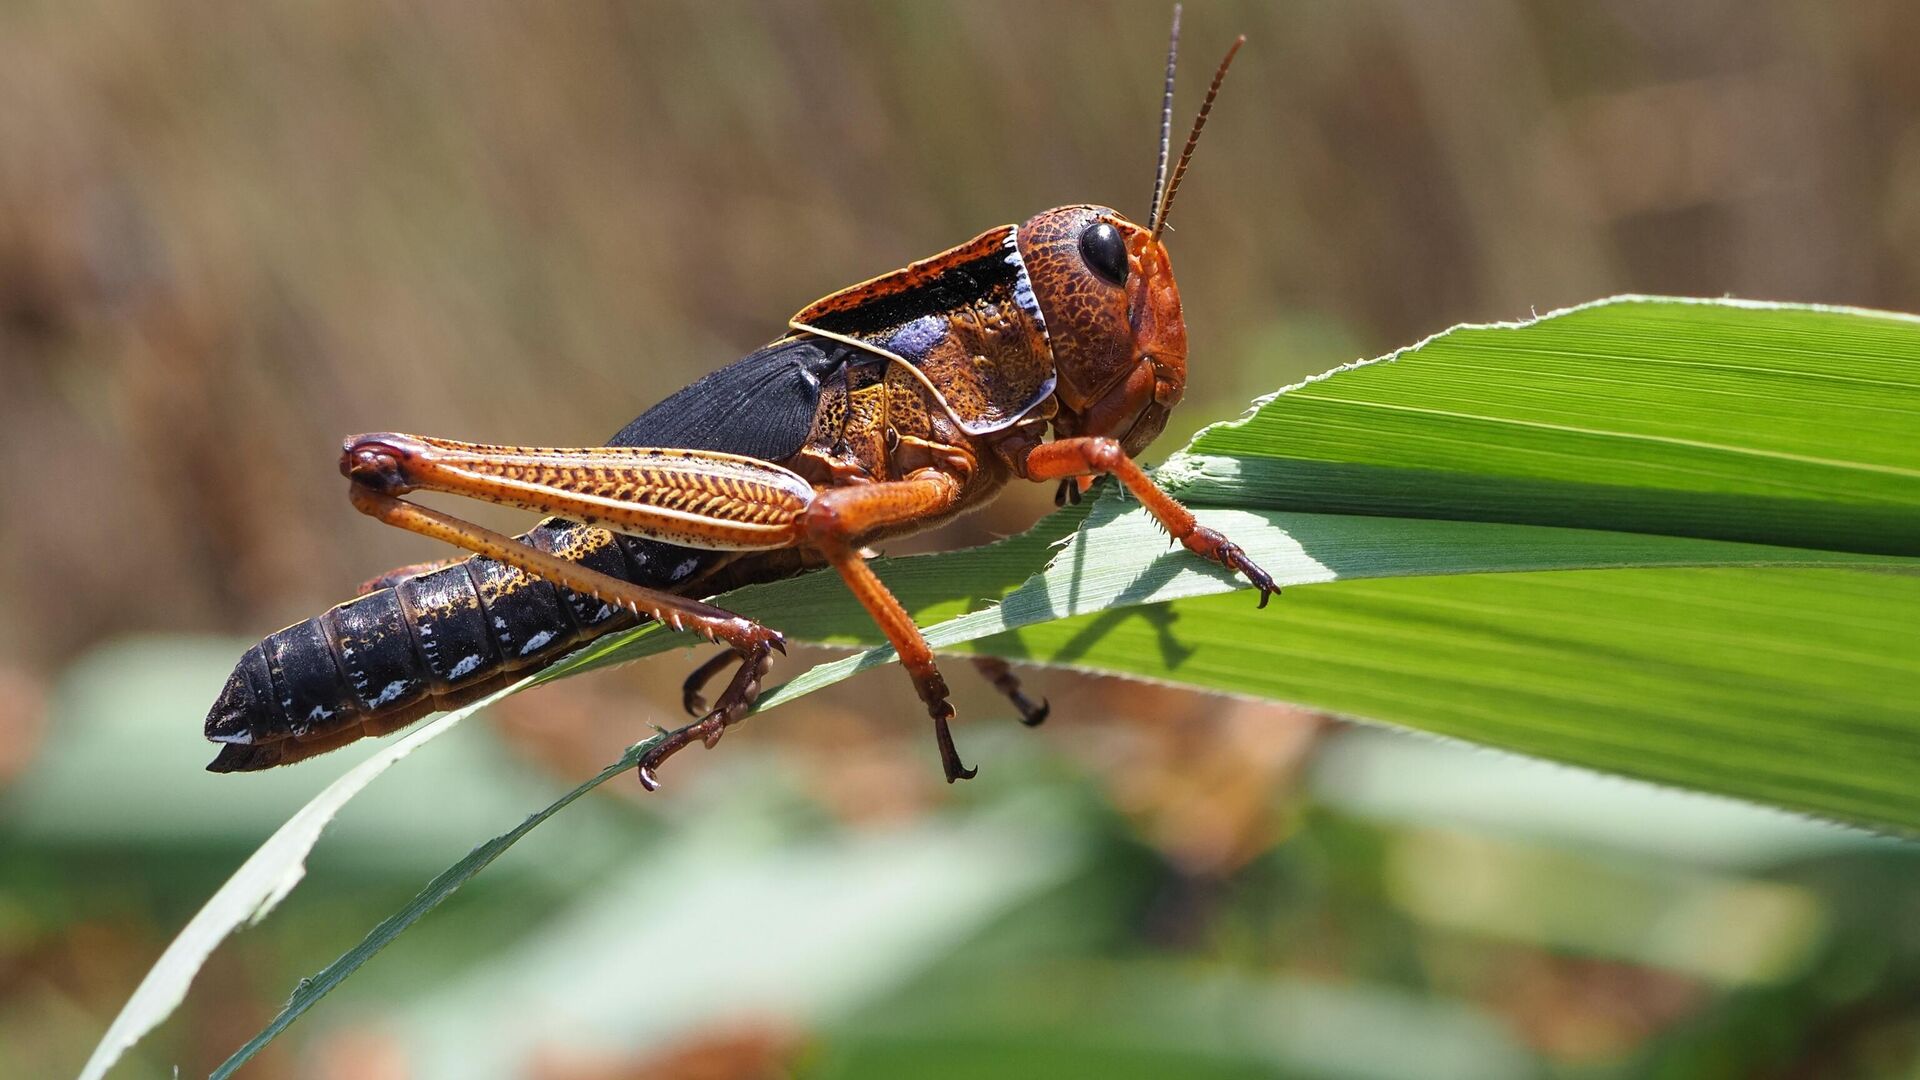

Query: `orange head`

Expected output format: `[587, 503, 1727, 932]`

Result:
[1017, 12, 1241, 458]
[1016, 206, 1187, 456]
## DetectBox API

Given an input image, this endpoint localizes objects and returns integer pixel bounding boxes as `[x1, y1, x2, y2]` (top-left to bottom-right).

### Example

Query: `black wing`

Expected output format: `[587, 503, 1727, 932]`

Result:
[609, 336, 849, 459]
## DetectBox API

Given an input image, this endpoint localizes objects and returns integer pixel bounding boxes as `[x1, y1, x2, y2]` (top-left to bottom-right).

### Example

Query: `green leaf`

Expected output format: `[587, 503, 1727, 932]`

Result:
[74, 686, 515, 1080]
[573, 297, 1920, 832]
[90, 296, 1920, 1075]
[1173, 296, 1920, 555]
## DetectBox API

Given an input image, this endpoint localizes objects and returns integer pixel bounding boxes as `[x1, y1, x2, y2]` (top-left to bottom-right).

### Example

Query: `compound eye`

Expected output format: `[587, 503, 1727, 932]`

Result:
[1079, 222, 1129, 286]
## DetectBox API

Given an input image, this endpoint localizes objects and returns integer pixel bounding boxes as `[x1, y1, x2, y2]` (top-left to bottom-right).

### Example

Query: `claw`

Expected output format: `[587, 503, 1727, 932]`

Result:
[1225, 545, 1280, 606]
[932, 705, 976, 783]
[1190, 529, 1280, 608]
[634, 723, 698, 791]
[636, 636, 779, 792]
[970, 656, 1051, 729]
[637, 759, 663, 791]
[1019, 697, 1051, 728]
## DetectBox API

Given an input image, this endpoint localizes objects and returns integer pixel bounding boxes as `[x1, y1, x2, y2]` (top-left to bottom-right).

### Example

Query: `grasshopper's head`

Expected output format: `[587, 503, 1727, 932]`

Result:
[1018, 14, 1241, 458]
[1017, 206, 1186, 456]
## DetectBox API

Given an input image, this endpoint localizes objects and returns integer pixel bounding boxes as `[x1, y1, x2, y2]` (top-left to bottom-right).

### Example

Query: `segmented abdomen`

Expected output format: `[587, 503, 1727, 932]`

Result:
[203, 520, 710, 771]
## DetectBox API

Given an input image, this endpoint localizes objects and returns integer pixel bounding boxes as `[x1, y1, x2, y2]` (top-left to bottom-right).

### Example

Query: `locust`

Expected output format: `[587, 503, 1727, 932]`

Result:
[203, 10, 1270, 788]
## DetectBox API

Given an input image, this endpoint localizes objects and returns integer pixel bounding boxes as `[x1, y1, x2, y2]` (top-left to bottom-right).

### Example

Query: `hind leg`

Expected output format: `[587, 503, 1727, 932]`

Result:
[340, 435, 817, 787]
[679, 648, 743, 717]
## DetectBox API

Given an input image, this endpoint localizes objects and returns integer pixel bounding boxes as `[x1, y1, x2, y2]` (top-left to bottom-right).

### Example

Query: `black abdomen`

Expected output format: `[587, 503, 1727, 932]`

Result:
[203, 521, 711, 771]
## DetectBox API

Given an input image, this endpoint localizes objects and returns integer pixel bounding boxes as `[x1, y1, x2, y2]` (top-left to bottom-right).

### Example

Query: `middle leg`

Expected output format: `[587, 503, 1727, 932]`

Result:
[800, 470, 976, 781]
[971, 656, 1050, 727]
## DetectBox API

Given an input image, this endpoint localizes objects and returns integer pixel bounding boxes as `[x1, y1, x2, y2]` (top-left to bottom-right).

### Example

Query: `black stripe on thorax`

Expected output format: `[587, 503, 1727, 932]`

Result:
[803, 248, 1022, 340]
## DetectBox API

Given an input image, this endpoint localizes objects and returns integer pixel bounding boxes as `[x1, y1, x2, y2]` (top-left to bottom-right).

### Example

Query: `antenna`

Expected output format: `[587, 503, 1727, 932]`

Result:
[1147, 5, 1182, 236]
[1150, 29, 1245, 241]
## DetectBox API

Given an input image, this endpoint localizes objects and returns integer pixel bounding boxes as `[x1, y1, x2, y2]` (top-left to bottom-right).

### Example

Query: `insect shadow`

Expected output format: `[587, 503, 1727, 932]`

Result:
[977, 487, 1207, 674]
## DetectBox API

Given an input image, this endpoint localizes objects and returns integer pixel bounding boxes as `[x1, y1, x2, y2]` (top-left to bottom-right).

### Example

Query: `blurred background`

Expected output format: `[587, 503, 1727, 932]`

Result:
[4, 1, 1920, 1076]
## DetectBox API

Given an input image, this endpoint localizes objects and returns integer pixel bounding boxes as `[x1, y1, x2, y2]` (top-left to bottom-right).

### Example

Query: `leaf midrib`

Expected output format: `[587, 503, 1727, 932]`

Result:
[1275, 395, 1920, 479]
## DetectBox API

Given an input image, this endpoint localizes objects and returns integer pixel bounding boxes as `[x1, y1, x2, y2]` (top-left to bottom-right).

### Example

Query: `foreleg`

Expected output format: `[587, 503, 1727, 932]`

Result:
[1024, 437, 1278, 606]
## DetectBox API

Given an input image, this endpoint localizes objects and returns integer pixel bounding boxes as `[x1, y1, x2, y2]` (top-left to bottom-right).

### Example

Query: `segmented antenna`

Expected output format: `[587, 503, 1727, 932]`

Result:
[1150, 30, 1245, 242]
[1147, 5, 1182, 236]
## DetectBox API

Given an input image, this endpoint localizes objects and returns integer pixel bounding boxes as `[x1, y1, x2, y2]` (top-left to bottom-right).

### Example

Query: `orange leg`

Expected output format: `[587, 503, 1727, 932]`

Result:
[340, 433, 828, 786]
[344, 433, 814, 550]
[346, 486, 778, 653]
[677, 612, 1048, 731]
[1024, 437, 1278, 606]
[799, 471, 977, 782]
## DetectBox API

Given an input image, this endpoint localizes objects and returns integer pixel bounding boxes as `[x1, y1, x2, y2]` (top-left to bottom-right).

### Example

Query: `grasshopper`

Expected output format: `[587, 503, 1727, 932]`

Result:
[203, 11, 1269, 788]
